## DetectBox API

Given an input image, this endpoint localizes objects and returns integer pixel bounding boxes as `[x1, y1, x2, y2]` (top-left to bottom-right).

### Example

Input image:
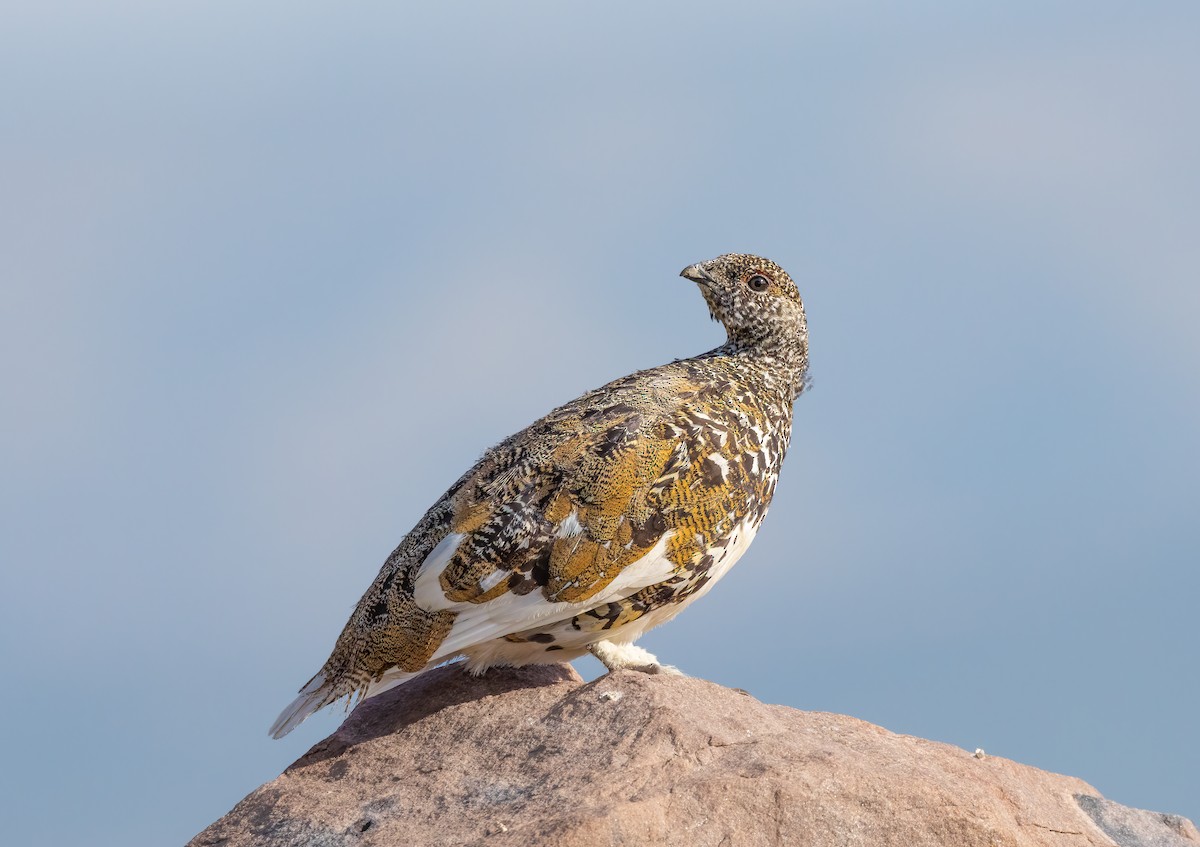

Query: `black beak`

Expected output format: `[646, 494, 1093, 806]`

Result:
[680, 263, 714, 286]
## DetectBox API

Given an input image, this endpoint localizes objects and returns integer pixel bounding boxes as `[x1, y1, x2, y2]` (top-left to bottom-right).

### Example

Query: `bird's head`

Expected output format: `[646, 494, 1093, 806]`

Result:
[680, 253, 808, 358]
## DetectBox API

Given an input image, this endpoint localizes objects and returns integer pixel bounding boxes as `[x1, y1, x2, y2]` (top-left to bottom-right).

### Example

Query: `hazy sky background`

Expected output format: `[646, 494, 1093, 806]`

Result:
[2, 2, 1197, 844]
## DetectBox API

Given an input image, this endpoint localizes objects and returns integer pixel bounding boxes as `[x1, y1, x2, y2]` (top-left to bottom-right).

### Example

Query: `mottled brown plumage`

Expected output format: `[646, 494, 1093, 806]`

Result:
[270, 254, 809, 737]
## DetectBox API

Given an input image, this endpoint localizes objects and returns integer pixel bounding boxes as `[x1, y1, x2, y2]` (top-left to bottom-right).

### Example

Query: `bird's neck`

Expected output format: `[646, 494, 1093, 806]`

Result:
[711, 327, 809, 401]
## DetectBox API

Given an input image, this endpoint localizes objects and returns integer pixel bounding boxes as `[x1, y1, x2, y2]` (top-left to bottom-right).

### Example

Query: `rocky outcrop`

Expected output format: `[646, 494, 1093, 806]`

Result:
[190, 664, 1198, 846]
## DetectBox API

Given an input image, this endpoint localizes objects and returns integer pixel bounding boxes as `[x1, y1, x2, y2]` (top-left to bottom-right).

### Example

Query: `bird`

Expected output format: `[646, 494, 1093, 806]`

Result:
[269, 253, 810, 738]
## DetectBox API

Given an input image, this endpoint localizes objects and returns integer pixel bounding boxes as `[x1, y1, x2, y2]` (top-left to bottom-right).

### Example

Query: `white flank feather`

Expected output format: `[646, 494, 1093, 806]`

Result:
[361, 665, 424, 701]
[426, 531, 678, 662]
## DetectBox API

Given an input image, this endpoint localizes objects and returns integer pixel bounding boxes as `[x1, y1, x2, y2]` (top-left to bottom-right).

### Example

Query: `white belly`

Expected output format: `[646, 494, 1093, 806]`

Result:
[462, 513, 763, 669]
[606, 512, 761, 645]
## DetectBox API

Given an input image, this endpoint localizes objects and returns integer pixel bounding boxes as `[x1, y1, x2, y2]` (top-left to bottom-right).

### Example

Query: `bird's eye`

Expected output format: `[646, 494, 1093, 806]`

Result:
[746, 274, 770, 292]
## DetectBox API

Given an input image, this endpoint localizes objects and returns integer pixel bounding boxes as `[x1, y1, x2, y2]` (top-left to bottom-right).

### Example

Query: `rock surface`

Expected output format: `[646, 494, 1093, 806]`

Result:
[191, 664, 1198, 847]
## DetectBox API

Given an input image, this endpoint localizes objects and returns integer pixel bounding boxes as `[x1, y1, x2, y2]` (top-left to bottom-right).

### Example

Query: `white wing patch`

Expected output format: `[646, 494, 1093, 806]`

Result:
[410, 530, 678, 666]
[555, 509, 584, 539]
[411, 531, 467, 610]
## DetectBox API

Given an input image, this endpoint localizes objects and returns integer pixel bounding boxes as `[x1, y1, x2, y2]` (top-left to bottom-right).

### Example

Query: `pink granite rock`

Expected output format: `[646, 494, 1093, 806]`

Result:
[190, 664, 1198, 846]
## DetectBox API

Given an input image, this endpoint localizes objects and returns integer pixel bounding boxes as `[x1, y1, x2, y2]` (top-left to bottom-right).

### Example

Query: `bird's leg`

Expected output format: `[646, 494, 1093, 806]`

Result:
[589, 640, 684, 676]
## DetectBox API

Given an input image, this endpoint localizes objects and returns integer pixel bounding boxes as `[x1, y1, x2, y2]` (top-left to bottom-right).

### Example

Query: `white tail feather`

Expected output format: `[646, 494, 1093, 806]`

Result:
[268, 672, 329, 739]
[269, 665, 433, 738]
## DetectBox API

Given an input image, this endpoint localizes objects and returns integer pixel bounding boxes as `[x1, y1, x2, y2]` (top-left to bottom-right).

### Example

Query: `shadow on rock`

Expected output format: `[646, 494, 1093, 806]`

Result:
[288, 662, 583, 770]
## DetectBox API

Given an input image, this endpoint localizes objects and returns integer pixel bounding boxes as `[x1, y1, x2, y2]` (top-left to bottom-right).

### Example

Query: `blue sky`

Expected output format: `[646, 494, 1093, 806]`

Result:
[2, 3, 1197, 844]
